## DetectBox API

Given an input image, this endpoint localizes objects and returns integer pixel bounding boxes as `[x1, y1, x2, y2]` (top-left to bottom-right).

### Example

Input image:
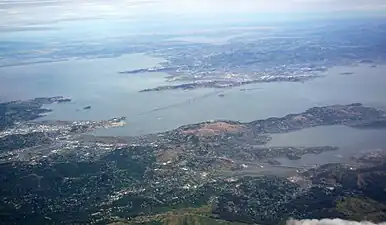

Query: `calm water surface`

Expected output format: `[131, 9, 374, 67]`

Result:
[0, 54, 385, 137]
[267, 125, 386, 167]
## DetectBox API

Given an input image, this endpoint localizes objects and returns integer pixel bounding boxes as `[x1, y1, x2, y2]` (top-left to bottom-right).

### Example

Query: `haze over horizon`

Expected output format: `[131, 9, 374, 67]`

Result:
[1, 0, 386, 29]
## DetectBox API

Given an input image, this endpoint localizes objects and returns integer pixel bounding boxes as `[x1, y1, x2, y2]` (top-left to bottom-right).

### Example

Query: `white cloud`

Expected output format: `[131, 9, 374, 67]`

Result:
[287, 218, 386, 225]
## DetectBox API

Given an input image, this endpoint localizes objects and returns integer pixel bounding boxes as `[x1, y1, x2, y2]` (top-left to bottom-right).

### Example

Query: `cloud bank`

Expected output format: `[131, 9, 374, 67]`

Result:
[287, 219, 386, 225]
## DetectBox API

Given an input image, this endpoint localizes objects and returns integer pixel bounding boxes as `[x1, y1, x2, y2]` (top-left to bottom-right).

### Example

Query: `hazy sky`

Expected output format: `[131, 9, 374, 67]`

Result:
[1, 0, 385, 28]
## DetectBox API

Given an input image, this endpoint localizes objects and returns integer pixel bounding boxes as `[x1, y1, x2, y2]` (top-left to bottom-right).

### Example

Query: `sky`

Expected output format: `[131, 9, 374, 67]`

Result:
[0, 0, 385, 31]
